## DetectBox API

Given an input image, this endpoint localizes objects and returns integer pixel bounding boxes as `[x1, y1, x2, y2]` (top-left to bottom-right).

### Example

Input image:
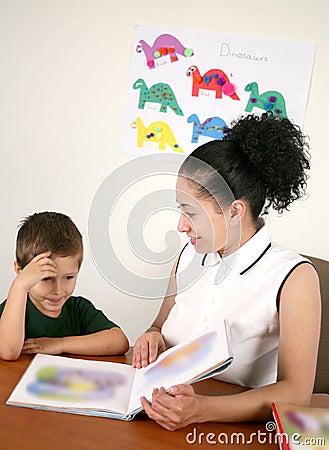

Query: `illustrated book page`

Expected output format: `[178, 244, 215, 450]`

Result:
[7, 321, 233, 420]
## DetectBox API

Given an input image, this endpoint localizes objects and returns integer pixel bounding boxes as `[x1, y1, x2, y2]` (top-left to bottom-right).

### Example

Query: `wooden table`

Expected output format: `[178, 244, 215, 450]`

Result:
[0, 352, 278, 450]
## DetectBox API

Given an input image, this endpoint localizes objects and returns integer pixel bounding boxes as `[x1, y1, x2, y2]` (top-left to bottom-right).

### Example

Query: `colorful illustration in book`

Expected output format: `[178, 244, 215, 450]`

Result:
[187, 114, 227, 143]
[136, 33, 193, 69]
[144, 331, 216, 383]
[244, 82, 287, 118]
[26, 365, 125, 401]
[133, 79, 184, 115]
[186, 66, 240, 100]
[132, 118, 184, 153]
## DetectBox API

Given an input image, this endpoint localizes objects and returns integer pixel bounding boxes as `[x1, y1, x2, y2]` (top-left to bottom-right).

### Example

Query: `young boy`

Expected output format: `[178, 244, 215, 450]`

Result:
[0, 211, 129, 360]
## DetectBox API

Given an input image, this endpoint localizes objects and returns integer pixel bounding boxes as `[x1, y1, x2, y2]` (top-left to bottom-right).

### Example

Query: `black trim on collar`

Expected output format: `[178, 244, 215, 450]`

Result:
[239, 243, 272, 275]
[276, 260, 314, 312]
[174, 243, 189, 276]
[201, 254, 208, 266]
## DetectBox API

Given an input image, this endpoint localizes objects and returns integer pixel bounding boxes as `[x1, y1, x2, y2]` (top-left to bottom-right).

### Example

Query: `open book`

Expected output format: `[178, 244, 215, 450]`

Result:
[272, 402, 329, 450]
[7, 321, 233, 421]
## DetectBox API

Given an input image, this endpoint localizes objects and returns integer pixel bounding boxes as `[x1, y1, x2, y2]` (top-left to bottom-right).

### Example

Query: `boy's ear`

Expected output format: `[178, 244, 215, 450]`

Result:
[14, 261, 22, 274]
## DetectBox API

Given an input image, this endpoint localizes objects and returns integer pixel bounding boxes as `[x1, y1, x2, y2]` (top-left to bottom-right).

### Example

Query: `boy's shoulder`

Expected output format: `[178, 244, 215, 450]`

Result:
[64, 295, 93, 305]
[62, 296, 98, 312]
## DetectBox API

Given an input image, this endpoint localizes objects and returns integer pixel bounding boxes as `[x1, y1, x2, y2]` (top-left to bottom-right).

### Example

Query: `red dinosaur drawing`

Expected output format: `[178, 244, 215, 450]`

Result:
[186, 65, 239, 100]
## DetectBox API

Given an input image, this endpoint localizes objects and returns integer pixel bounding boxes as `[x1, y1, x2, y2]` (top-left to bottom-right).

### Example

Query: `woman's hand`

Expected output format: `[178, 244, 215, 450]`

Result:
[132, 330, 166, 368]
[140, 384, 202, 430]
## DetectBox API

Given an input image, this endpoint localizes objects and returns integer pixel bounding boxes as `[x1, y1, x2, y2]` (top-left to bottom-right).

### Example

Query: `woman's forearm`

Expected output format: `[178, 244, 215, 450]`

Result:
[196, 379, 312, 424]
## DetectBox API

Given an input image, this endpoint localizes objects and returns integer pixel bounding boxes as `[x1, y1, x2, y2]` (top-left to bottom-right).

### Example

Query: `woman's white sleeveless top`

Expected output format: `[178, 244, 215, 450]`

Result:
[162, 226, 309, 388]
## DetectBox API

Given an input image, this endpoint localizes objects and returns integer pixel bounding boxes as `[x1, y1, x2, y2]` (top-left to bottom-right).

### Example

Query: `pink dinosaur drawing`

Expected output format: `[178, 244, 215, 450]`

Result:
[136, 34, 193, 69]
[186, 65, 239, 100]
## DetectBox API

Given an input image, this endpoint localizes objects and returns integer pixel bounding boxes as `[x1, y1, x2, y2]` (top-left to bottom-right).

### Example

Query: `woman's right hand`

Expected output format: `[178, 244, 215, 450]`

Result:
[132, 330, 166, 368]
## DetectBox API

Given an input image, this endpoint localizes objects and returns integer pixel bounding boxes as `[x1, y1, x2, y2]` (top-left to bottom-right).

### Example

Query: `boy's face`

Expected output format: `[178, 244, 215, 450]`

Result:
[28, 255, 80, 318]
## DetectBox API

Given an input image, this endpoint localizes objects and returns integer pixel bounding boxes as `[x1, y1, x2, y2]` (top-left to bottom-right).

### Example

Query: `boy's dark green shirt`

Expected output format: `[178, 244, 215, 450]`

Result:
[0, 296, 118, 338]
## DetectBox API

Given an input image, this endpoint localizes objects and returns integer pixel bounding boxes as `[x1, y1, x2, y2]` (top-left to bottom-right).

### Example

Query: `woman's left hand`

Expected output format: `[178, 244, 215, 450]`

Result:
[140, 384, 202, 430]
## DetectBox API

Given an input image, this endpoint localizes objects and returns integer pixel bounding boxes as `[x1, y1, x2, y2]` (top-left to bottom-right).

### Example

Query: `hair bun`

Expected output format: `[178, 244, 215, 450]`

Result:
[224, 113, 310, 212]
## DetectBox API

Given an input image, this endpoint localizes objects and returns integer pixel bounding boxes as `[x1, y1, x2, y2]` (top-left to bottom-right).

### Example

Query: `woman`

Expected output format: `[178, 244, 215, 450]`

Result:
[132, 113, 321, 430]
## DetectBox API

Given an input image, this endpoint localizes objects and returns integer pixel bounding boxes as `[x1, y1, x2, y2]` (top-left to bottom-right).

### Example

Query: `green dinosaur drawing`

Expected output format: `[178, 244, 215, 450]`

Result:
[244, 82, 287, 118]
[133, 78, 183, 115]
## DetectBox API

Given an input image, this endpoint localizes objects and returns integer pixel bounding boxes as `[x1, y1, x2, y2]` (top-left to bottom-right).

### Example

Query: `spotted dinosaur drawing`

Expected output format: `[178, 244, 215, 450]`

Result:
[133, 118, 184, 153]
[136, 33, 193, 69]
[244, 82, 287, 118]
[133, 79, 183, 115]
[186, 65, 240, 100]
[187, 114, 227, 143]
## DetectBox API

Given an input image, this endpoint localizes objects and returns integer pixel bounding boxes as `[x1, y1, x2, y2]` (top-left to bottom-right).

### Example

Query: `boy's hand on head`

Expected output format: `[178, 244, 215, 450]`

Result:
[14, 252, 57, 292]
[22, 337, 63, 355]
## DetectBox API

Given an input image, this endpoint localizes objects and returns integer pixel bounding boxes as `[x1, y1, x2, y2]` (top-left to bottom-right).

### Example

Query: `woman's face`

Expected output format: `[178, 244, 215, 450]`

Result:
[176, 176, 231, 254]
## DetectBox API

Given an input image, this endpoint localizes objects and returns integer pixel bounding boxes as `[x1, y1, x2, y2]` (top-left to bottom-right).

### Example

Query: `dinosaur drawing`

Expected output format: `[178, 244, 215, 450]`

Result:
[187, 114, 227, 143]
[133, 118, 184, 153]
[186, 65, 240, 100]
[244, 82, 287, 118]
[133, 79, 183, 115]
[136, 33, 193, 69]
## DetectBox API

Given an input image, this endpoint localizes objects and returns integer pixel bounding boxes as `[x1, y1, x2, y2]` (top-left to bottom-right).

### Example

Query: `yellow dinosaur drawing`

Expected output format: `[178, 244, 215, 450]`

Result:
[133, 117, 184, 153]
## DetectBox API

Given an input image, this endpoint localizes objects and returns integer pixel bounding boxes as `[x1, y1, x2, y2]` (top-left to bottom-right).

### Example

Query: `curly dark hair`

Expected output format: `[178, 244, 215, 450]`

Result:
[179, 113, 310, 221]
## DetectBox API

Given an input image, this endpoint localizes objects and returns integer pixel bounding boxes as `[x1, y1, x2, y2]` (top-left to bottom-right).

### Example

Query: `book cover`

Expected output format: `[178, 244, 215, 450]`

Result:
[272, 402, 329, 449]
[7, 321, 233, 420]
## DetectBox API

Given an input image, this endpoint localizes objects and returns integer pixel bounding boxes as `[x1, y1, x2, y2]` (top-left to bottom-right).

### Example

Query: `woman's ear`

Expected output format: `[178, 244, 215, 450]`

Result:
[14, 261, 22, 275]
[229, 200, 246, 224]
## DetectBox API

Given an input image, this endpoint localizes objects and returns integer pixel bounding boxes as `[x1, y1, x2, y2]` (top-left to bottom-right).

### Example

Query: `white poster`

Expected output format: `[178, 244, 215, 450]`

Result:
[122, 25, 316, 156]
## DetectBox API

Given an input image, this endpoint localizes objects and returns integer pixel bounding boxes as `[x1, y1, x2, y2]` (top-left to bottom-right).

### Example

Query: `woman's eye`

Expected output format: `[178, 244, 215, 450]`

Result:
[177, 205, 195, 219]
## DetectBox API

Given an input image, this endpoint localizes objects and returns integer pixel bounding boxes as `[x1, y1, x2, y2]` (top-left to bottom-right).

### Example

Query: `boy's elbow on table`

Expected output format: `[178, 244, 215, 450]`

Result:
[0, 348, 21, 361]
[106, 327, 129, 355]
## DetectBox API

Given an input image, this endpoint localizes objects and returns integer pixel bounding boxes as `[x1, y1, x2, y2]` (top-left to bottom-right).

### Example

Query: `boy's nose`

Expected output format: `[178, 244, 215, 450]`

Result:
[51, 279, 63, 294]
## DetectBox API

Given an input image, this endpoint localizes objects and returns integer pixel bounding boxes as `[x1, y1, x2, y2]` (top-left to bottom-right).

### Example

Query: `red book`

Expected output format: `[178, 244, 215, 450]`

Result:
[271, 402, 329, 450]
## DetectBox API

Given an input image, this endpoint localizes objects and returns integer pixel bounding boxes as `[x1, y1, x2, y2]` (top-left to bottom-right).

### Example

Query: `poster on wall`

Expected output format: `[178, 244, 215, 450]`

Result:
[122, 25, 316, 157]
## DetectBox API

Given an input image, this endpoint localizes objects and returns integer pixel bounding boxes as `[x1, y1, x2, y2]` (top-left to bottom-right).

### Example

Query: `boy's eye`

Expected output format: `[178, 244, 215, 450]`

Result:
[65, 275, 75, 280]
[41, 277, 52, 282]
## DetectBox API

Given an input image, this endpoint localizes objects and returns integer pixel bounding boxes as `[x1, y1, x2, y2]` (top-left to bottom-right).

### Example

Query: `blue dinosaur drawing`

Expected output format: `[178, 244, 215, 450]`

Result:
[187, 114, 227, 143]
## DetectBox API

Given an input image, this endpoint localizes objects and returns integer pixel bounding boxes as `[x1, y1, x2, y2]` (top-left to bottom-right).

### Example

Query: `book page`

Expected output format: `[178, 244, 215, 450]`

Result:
[128, 322, 232, 413]
[7, 354, 136, 416]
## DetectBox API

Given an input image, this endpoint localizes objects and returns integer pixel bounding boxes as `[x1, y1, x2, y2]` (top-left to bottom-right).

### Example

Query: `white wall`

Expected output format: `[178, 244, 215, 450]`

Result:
[0, 0, 328, 344]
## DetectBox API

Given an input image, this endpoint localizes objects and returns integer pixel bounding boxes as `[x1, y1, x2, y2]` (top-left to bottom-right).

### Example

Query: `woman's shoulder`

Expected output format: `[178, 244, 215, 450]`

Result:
[265, 242, 317, 291]
[269, 241, 310, 266]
